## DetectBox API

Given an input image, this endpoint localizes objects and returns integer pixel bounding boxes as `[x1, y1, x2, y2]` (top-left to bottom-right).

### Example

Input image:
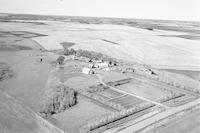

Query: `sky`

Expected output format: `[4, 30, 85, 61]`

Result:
[0, 0, 200, 21]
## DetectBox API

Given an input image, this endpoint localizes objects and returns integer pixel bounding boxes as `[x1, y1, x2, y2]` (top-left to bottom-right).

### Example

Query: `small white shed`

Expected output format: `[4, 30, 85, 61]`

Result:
[82, 68, 91, 74]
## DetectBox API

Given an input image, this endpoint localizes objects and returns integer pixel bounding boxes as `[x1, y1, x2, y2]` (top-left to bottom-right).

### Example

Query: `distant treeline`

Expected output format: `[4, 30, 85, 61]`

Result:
[62, 48, 117, 63]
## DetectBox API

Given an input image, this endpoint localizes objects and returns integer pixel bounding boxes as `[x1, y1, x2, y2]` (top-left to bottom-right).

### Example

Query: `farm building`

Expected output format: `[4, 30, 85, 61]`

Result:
[96, 60, 103, 63]
[89, 63, 95, 68]
[96, 62, 109, 68]
[145, 69, 154, 75]
[82, 67, 95, 74]
[102, 67, 110, 71]
[126, 68, 135, 72]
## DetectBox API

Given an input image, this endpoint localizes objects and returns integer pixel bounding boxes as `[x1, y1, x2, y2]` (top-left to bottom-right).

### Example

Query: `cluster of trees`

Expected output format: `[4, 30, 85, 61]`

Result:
[152, 76, 200, 94]
[159, 93, 185, 103]
[133, 69, 156, 77]
[107, 78, 132, 87]
[132, 77, 185, 103]
[40, 84, 77, 116]
[88, 84, 109, 93]
[134, 70, 200, 95]
[63, 48, 116, 62]
[80, 103, 154, 132]
[56, 56, 65, 65]
[0, 63, 14, 81]
[78, 90, 125, 111]
[63, 48, 76, 56]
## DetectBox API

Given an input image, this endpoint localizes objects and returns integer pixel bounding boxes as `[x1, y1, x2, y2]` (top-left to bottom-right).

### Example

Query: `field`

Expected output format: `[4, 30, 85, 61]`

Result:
[52, 95, 112, 133]
[162, 69, 200, 81]
[0, 31, 59, 112]
[110, 95, 144, 109]
[115, 79, 175, 102]
[0, 90, 63, 133]
[96, 88, 124, 99]
[1, 14, 200, 71]
[91, 86, 147, 109]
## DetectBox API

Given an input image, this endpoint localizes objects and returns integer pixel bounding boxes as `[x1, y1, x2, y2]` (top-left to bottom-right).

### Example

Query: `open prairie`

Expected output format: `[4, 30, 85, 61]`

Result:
[0, 90, 63, 133]
[1, 14, 200, 71]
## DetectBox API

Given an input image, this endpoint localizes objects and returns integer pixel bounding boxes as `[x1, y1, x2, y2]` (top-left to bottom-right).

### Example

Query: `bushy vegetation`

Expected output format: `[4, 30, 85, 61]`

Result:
[133, 70, 200, 95]
[56, 56, 65, 65]
[130, 77, 186, 103]
[107, 78, 132, 86]
[63, 48, 116, 62]
[0, 63, 14, 81]
[88, 84, 109, 93]
[40, 84, 77, 116]
[150, 75, 200, 94]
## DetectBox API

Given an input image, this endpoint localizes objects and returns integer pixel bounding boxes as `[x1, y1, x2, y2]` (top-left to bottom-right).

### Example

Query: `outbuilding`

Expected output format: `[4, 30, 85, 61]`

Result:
[96, 62, 109, 68]
[89, 63, 95, 68]
[82, 68, 95, 74]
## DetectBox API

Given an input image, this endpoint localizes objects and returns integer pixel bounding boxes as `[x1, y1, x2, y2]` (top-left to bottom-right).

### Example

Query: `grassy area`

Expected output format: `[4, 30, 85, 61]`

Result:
[160, 34, 200, 40]
[110, 95, 144, 109]
[115, 81, 169, 101]
[52, 95, 112, 133]
[0, 90, 63, 133]
[96, 89, 124, 99]
[60, 42, 76, 49]
[162, 69, 200, 81]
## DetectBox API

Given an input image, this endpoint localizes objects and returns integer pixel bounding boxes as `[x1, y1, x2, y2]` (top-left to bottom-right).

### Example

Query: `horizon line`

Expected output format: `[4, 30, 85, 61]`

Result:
[1, 12, 199, 23]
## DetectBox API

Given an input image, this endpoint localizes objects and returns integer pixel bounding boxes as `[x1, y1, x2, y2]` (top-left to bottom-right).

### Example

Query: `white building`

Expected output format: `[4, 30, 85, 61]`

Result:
[145, 69, 153, 75]
[102, 67, 110, 71]
[96, 60, 103, 63]
[89, 63, 95, 68]
[82, 68, 91, 74]
[96, 62, 109, 68]
[82, 67, 95, 74]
